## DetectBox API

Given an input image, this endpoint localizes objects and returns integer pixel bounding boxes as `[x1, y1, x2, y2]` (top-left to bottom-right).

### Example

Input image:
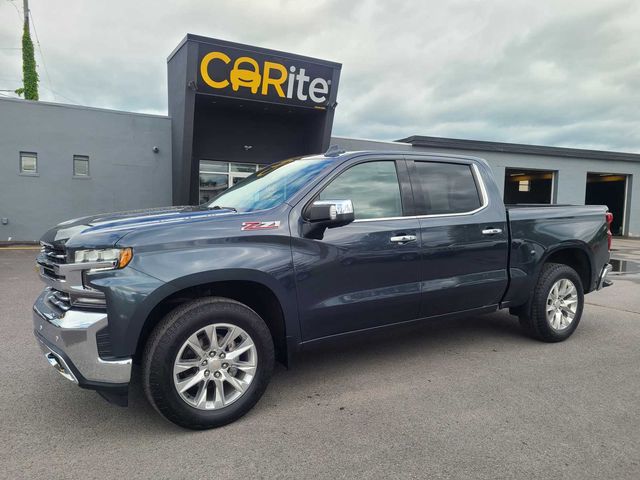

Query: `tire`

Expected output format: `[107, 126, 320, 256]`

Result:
[142, 297, 274, 430]
[519, 263, 584, 342]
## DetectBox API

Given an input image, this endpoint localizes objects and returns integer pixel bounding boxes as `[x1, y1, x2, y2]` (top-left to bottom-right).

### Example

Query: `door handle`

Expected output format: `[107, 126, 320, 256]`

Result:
[390, 235, 417, 244]
[482, 228, 503, 235]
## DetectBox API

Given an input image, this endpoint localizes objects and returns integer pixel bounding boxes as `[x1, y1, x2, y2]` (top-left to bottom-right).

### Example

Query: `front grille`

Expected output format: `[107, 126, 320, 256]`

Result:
[38, 243, 68, 283]
[47, 289, 72, 312]
[40, 242, 67, 265]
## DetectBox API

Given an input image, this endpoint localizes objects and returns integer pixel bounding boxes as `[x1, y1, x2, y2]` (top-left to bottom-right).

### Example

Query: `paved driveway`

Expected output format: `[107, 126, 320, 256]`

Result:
[1, 244, 639, 479]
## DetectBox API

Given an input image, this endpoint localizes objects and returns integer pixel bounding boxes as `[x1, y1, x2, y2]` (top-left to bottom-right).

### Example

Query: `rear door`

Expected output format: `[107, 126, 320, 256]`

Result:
[407, 157, 509, 317]
[290, 157, 422, 341]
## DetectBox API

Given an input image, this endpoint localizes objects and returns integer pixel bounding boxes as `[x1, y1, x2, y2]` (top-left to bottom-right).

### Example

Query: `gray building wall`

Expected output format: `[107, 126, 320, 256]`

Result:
[0, 98, 172, 242]
[331, 136, 640, 236]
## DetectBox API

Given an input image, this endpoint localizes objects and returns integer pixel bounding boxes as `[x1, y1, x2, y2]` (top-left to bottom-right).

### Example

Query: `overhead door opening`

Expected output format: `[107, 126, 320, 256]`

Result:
[585, 173, 628, 236]
[504, 168, 555, 204]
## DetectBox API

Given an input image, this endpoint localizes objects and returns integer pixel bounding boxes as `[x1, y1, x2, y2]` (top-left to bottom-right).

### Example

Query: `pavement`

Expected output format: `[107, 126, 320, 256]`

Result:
[1, 241, 639, 479]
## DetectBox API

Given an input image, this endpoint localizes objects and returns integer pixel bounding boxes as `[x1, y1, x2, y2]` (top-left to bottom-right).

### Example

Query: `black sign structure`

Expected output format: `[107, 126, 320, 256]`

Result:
[168, 35, 342, 205]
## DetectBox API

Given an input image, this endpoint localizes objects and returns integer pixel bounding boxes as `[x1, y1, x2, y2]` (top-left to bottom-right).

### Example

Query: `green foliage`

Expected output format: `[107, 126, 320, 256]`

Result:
[21, 22, 39, 100]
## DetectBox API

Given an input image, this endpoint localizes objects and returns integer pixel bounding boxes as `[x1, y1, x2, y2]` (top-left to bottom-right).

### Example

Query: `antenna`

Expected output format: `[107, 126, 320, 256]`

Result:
[324, 145, 346, 157]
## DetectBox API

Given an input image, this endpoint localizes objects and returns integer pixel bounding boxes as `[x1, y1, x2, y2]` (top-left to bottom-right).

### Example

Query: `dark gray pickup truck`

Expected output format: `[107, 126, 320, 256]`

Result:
[33, 149, 613, 429]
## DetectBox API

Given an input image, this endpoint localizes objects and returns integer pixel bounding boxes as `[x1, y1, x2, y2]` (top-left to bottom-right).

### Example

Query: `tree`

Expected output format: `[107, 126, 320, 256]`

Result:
[15, 1, 39, 100]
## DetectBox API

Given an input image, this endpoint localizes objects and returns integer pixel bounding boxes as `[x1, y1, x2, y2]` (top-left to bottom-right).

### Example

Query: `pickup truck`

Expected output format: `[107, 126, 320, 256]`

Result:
[33, 149, 614, 429]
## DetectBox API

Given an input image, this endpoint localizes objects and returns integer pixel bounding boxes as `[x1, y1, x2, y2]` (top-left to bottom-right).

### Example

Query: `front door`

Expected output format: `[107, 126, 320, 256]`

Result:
[291, 159, 422, 341]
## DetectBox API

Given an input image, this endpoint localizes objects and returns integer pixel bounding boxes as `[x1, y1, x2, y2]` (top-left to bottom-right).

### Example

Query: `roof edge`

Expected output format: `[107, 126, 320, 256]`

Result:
[0, 97, 169, 120]
[398, 135, 640, 162]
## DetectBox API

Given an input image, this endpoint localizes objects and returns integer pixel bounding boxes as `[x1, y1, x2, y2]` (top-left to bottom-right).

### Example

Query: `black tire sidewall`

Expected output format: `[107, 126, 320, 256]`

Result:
[144, 298, 274, 429]
[531, 264, 584, 341]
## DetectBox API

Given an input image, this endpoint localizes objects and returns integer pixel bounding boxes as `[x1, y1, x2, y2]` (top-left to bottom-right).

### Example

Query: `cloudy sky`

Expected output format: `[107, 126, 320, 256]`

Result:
[1, 0, 639, 151]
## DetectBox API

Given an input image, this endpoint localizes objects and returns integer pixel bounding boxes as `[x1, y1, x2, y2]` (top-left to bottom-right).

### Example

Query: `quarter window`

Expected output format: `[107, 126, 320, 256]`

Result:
[73, 155, 90, 177]
[319, 161, 403, 220]
[20, 152, 37, 174]
[413, 162, 482, 215]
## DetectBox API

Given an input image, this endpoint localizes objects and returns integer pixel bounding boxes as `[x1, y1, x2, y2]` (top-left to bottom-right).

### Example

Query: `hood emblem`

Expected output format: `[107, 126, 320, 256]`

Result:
[241, 221, 280, 231]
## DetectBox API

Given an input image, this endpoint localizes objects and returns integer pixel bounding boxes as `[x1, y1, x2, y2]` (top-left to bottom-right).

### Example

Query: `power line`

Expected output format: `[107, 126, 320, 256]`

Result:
[28, 8, 55, 101]
[5, 0, 22, 22]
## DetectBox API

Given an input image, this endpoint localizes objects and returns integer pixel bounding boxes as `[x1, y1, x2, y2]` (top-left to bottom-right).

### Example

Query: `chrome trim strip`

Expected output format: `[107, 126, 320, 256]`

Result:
[353, 163, 489, 223]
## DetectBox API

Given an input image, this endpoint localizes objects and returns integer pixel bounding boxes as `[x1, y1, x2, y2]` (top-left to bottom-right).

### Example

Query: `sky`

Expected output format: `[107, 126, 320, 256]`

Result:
[1, 0, 639, 151]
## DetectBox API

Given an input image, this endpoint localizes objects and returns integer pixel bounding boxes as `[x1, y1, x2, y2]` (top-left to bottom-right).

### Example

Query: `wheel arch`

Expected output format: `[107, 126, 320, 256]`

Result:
[540, 243, 593, 293]
[131, 269, 299, 366]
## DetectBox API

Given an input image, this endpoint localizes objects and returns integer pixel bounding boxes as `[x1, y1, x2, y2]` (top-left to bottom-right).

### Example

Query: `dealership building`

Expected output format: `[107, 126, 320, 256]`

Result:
[1, 34, 639, 241]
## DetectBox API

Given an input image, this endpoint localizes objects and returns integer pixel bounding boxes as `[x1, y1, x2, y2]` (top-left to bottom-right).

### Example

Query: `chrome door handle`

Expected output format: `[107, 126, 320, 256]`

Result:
[482, 228, 503, 235]
[390, 235, 416, 243]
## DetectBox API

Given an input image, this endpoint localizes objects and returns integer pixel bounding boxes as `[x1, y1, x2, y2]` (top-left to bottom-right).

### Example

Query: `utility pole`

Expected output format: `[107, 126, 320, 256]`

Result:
[16, 0, 39, 100]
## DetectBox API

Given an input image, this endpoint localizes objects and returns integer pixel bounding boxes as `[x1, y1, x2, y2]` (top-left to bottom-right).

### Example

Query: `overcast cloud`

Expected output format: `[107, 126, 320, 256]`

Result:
[1, 0, 639, 151]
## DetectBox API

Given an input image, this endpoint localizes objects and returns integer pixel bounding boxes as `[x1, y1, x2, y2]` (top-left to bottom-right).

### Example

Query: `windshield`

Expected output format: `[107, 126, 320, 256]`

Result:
[206, 157, 334, 212]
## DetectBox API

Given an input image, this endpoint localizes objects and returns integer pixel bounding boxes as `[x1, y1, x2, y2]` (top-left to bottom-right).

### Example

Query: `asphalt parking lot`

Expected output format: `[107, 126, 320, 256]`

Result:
[1, 243, 639, 479]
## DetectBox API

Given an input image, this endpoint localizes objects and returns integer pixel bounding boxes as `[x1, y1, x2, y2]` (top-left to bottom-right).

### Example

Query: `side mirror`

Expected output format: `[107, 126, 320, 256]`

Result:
[303, 199, 355, 238]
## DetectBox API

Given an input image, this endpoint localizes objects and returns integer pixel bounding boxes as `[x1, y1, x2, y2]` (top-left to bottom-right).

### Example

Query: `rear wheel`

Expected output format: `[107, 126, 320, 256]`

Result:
[143, 297, 274, 429]
[519, 263, 584, 342]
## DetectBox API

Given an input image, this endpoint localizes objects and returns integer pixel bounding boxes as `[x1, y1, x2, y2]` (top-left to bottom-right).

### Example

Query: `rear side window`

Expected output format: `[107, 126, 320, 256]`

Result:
[319, 161, 403, 220]
[413, 162, 482, 215]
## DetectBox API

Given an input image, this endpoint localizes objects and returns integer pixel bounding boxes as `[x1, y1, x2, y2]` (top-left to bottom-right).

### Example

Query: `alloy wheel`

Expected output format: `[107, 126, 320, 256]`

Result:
[545, 278, 579, 331]
[173, 323, 258, 410]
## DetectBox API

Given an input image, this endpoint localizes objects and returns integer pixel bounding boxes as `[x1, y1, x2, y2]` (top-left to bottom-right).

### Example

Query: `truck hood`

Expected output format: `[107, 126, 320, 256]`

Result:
[40, 206, 236, 249]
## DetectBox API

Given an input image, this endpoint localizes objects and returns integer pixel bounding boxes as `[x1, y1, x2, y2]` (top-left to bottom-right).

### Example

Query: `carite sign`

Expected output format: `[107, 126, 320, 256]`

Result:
[197, 44, 337, 108]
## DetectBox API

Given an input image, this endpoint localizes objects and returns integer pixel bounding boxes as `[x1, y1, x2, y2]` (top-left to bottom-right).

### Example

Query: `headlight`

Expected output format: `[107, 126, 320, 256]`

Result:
[74, 247, 133, 269]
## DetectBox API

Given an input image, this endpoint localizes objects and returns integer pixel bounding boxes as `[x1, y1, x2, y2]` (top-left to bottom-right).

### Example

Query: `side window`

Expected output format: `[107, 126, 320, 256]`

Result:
[319, 161, 403, 220]
[413, 162, 482, 215]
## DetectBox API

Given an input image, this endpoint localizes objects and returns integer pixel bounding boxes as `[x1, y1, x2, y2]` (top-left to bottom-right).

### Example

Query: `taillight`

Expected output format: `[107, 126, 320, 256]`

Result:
[605, 212, 613, 251]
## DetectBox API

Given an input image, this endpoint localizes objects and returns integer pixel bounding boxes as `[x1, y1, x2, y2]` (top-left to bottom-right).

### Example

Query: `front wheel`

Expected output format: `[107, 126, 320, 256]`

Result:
[519, 263, 584, 342]
[142, 297, 274, 429]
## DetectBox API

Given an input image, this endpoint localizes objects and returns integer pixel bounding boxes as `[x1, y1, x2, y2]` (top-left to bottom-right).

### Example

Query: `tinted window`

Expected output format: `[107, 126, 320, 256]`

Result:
[413, 162, 481, 215]
[319, 161, 402, 220]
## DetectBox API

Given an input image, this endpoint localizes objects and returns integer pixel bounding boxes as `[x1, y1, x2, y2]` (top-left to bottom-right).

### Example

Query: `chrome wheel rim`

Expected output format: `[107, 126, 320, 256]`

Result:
[173, 323, 258, 410]
[546, 279, 579, 331]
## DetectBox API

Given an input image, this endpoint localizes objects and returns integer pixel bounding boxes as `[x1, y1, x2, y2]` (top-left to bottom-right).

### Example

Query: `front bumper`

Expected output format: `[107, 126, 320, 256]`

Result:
[33, 289, 132, 388]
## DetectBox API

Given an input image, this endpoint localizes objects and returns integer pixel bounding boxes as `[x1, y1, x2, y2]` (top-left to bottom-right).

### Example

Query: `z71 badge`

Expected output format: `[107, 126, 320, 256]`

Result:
[241, 221, 281, 231]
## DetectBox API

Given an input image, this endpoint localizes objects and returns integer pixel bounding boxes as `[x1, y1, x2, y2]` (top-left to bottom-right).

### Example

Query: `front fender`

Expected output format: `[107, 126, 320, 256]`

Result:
[91, 253, 300, 357]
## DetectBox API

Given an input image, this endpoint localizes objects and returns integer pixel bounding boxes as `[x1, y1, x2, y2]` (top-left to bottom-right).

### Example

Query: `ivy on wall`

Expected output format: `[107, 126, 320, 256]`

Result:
[15, 22, 39, 100]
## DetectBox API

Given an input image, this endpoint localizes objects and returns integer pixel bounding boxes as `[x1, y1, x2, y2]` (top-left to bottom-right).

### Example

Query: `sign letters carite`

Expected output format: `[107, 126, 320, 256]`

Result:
[197, 45, 335, 108]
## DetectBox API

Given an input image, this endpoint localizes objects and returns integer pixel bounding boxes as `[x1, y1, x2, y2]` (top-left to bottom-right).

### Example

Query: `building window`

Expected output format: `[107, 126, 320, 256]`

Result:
[20, 152, 38, 175]
[518, 180, 530, 192]
[73, 155, 90, 177]
[199, 160, 260, 204]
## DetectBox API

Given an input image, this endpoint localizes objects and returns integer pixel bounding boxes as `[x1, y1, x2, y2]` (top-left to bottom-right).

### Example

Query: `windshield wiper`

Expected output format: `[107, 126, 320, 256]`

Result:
[210, 205, 237, 212]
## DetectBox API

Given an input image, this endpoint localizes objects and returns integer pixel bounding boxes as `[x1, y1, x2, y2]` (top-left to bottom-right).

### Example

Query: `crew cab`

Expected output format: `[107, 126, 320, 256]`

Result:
[33, 149, 613, 429]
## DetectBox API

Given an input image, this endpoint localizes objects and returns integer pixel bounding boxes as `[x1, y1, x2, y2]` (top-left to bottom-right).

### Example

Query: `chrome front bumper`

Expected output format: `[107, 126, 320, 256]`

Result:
[33, 289, 132, 385]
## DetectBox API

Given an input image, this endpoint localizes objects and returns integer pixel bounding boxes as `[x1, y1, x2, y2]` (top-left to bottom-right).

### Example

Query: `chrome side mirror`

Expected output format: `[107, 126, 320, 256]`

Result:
[303, 199, 355, 238]
[307, 199, 355, 224]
